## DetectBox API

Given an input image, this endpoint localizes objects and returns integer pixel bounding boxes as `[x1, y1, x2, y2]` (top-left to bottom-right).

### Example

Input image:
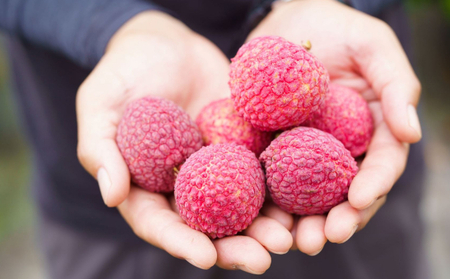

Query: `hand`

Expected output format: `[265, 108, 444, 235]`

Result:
[248, 0, 421, 254]
[76, 11, 292, 273]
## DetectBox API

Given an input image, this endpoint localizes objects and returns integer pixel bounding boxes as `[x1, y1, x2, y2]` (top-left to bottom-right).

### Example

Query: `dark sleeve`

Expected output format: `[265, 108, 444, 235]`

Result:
[348, 0, 402, 15]
[0, 0, 165, 68]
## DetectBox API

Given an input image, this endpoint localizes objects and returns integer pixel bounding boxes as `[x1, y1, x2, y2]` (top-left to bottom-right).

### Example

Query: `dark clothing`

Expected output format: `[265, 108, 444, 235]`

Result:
[1, 0, 428, 278]
[349, 0, 402, 15]
[0, 0, 162, 68]
[0, 0, 403, 66]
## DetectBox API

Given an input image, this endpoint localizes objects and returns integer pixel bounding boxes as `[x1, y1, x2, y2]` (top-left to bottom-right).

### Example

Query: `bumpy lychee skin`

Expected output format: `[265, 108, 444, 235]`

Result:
[175, 144, 265, 239]
[196, 98, 273, 156]
[229, 36, 329, 131]
[116, 97, 203, 192]
[307, 84, 373, 157]
[260, 127, 358, 215]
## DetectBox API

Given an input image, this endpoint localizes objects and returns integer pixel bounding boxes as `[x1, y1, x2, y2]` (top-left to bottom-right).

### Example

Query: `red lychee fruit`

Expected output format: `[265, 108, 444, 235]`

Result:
[259, 127, 358, 215]
[306, 84, 373, 157]
[196, 98, 273, 156]
[175, 143, 265, 239]
[229, 36, 329, 131]
[117, 97, 202, 192]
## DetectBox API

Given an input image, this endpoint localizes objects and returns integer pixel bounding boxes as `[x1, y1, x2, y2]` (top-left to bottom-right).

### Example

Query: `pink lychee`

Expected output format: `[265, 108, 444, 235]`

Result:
[306, 84, 373, 157]
[229, 36, 329, 131]
[116, 97, 202, 192]
[196, 98, 273, 156]
[175, 143, 265, 239]
[260, 127, 358, 215]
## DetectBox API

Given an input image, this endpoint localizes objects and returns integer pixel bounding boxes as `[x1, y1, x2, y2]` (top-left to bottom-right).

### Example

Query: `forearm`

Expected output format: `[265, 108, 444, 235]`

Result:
[0, 0, 164, 68]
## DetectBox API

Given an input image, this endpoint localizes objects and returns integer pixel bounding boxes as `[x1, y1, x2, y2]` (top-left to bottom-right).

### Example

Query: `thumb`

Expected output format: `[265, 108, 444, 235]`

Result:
[76, 70, 131, 207]
[355, 22, 422, 143]
[379, 73, 422, 143]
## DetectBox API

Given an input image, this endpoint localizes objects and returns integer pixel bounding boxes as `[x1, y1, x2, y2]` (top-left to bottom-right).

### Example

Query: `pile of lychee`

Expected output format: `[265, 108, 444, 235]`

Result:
[117, 36, 373, 239]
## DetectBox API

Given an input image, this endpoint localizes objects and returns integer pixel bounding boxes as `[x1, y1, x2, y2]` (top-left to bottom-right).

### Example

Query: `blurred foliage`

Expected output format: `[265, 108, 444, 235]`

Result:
[407, 0, 450, 19]
[0, 36, 33, 242]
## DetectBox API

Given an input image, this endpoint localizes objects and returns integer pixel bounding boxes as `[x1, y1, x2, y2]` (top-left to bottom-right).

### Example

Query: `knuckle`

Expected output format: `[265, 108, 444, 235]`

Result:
[76, 85, 89, 110]
[412, 78, 422, 97]
[132, 221, 145, 239]
[379, 195, 387, 206]
[130, 209, 146, 239]
[372, 18, 394, 36]
[379, 20, 393, 33]
[76, 80, 90, 100]
[131, 201, 160, 242]
[76, 142, 92, 170]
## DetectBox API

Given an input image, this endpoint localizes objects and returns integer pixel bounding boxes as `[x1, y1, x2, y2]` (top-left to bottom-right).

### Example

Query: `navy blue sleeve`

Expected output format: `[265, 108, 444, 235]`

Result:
[0, 0, 164, 68]
[348, 0, 402, 16]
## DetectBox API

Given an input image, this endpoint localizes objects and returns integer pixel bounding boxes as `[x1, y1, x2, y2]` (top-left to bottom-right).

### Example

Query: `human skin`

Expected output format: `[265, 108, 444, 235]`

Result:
[76, 11, 292, 274]
[76, 0, 422, 273]
[248, 0, 422, 256]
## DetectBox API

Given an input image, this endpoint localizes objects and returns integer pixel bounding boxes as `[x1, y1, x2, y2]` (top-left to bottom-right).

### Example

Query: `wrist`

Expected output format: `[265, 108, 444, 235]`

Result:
[106, 11, 193, 54]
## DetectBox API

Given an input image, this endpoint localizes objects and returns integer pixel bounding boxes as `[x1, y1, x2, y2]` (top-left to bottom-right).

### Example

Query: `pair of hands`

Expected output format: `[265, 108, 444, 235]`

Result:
[76, 0, 422, 275]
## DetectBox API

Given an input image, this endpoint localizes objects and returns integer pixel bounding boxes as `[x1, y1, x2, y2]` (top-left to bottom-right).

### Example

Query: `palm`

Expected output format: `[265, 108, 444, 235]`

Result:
[247, 0, 414, 254]
[77, 13, 293, 273]
[90, 34, 230, 117]
[249, 0, 376, 95]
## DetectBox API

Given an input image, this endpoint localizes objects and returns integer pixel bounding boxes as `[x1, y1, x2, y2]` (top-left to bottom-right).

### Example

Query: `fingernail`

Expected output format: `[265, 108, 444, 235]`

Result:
[364, 198, 376, 210]
[308, 246, 324, 256]
[236, 265, 263, 275]
[97, 168, 111, 205]
[342, 225, 358, 243]
[271, 250, 289, 255]
[186, 258, 202, 269]
[407, 104, 422, 139]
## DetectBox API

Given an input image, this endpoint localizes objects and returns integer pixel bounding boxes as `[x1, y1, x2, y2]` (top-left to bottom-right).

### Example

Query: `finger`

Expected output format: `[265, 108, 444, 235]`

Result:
[348, 102, 409, 210]
[329, 77, 378, 103]
[359, 87, 377, 102]
[296, 215, 327, 256]
[214, 236, 271, 274]
[118, 187, 217, 269]
[330, 76, 371, 97]
[325, 197, 386, 243]
[244, 216, 293, 255]
[76, 70, 131, 207]
[169, 195, 179, 214]
[290, 218, 299, 251]
[260, 202, 295, 230]
[353, 21, 422, 143]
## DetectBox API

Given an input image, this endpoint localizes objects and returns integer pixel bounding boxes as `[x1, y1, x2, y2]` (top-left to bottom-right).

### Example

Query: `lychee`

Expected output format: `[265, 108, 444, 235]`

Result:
[260, 127, 358, 215]
[306, 84, 373, 157]
[229, 36, 329, 131]
[175, 144, 265, 239]
[117, 97, 202, 192]
[196, 98, 273, 156]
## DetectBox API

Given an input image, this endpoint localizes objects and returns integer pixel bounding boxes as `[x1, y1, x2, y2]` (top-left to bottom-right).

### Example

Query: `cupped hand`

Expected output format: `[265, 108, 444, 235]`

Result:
[76, 11, 292, 273]
[248, 0, 420, 254]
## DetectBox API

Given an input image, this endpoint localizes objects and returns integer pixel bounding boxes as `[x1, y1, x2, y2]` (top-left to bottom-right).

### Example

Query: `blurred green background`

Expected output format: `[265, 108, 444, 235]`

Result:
[0, 1, 450, 278]
[407, 0, 450, 19]
[0, 37, 32, 242]
[0, 36, 42, 277]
